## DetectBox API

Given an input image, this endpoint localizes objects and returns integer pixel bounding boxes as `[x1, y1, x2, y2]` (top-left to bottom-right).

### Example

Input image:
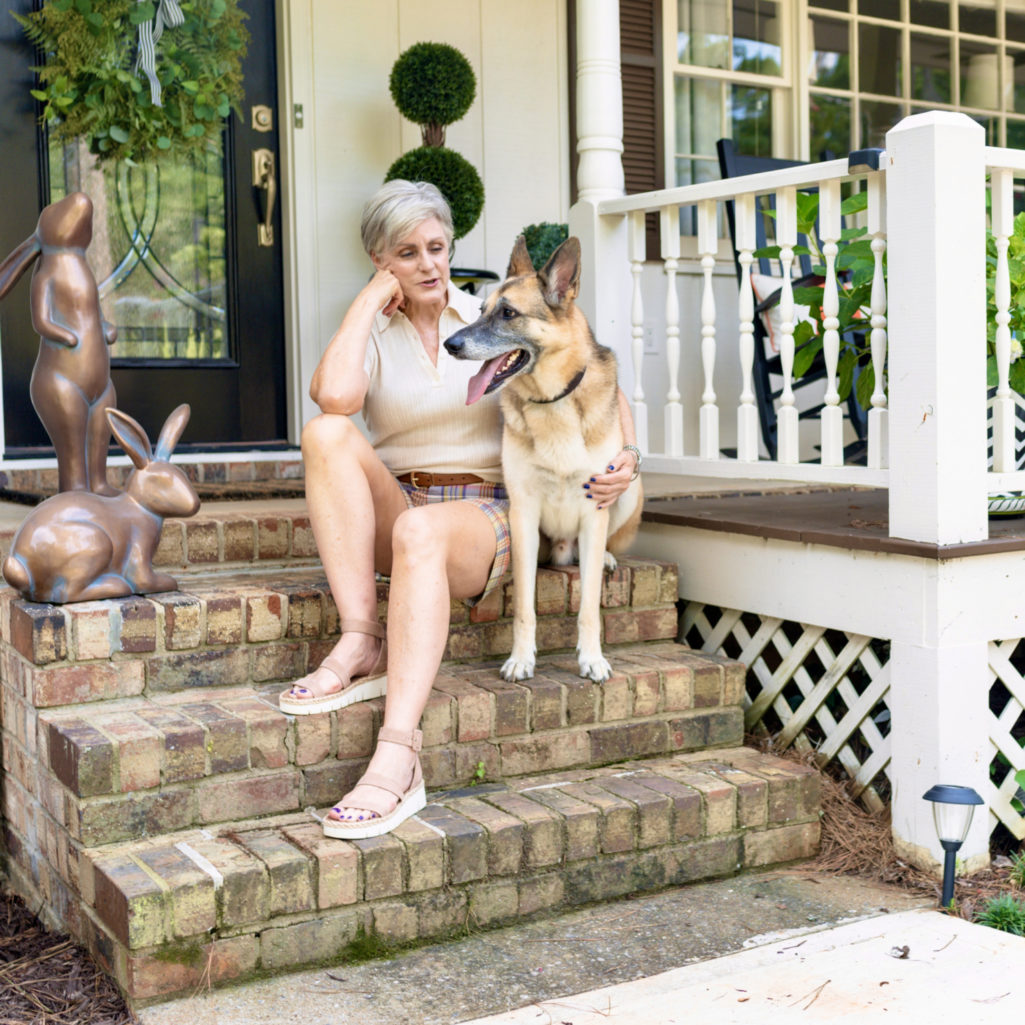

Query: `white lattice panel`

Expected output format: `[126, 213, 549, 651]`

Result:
[987, 639, 1025, 841]
[682, 602, 892, 813]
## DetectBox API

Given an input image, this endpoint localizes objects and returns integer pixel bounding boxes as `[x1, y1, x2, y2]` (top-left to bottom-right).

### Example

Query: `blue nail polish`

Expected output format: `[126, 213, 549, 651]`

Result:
[586, 494, 593, 500]
[583, 483, 590, 489]
[607, 465, 615, 471]
[590, 477, 596, 482]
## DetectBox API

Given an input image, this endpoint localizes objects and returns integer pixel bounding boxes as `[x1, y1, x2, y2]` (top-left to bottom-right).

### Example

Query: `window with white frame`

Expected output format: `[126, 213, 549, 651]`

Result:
[809, 0, 1025, 152]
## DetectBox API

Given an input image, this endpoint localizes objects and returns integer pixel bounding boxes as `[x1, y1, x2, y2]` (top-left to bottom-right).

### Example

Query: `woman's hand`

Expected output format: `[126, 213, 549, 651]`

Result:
[362, 268, 405, 317]
[583, 448, 639, 509]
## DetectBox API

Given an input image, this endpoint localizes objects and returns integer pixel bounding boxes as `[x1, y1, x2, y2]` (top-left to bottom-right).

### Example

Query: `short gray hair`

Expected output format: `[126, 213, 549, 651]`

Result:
[360, 180, 454, 258]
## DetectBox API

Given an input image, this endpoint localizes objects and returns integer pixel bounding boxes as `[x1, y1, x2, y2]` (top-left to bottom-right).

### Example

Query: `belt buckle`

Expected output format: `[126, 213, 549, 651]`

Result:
[410, 471, 430, 489]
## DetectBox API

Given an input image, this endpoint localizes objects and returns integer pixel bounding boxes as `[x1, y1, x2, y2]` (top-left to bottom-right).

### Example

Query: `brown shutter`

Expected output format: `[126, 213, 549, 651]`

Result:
[569, 0, 663, 257]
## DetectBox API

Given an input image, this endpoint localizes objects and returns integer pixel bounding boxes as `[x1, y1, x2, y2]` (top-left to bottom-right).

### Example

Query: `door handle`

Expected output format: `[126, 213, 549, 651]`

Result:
[252, 148, 276, 246]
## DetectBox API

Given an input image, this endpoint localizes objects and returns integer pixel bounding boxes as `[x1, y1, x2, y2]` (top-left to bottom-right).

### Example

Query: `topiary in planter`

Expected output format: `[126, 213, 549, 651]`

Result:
[521, 222, 569, 270]
[386, 146, 484, 241]
[386, 41, 484, 240]
[389, 41, 475, 147]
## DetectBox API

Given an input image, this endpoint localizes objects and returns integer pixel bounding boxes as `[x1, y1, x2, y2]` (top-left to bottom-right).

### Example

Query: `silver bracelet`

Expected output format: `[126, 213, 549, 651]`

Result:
[622, 444, 642, 481]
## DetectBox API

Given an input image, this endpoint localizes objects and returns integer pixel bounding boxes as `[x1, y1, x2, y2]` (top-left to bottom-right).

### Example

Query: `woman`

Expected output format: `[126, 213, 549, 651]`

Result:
[281, 180, 639, 839]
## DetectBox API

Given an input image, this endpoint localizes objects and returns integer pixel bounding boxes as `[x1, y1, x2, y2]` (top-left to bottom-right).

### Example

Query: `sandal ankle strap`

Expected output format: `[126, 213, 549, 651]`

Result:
[377, 726, 423, 752]
[339, 618, 385, 640]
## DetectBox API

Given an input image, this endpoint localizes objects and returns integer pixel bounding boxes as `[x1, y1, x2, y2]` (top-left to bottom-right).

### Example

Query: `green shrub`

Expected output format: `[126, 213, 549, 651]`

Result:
[389, 42, 475, 145]
[386, 146, 484, 241]
[521, 222, 569, 270]
[975, 893, 1025, 935]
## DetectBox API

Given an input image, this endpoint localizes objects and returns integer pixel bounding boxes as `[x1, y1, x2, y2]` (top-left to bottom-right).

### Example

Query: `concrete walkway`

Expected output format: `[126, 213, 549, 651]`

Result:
[132, 869, 1023, 1025]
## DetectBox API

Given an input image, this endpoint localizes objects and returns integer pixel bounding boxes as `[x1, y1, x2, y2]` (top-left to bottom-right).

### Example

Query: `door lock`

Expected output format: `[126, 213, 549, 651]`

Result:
[252, 148, 276, 247]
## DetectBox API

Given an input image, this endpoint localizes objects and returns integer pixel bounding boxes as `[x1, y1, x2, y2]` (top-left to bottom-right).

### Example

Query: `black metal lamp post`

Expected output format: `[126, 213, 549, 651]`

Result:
[922, 784, 984, 908]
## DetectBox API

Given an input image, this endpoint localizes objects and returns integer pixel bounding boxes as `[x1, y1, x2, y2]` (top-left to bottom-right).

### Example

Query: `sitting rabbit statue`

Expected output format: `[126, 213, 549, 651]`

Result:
[2, 404, 200, 604]
[0, 191, 118, 494]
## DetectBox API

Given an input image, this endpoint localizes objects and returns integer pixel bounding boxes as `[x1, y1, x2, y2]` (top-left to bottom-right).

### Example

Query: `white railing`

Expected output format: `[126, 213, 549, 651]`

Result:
[577, 112, 1025, 546]
[598, 157, 890, 488]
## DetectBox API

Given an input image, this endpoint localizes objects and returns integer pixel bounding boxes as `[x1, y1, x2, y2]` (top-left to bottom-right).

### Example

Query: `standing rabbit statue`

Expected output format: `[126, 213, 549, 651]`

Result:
[2, 404, 200, 604]
[0, 191, 118, 494]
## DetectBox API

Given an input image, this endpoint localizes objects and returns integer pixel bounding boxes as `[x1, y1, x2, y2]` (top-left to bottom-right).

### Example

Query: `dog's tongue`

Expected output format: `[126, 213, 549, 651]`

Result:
[466, 356, 505, 405]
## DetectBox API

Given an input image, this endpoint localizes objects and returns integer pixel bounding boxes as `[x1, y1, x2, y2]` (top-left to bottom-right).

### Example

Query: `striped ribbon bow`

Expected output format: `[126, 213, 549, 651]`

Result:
[134, 0, 185, 108]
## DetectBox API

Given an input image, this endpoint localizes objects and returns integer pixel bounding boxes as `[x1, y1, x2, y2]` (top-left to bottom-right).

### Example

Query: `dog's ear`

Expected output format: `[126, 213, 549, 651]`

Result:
[506, 235, 534, 278]
[538, 237, 580, 308]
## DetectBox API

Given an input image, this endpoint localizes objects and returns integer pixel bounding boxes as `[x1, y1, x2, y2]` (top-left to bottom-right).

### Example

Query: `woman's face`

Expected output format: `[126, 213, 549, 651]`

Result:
[372, 217, 450, 305]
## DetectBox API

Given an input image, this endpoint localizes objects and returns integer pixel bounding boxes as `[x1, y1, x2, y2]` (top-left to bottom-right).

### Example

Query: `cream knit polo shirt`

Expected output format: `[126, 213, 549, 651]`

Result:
[362, 282, 504, 482]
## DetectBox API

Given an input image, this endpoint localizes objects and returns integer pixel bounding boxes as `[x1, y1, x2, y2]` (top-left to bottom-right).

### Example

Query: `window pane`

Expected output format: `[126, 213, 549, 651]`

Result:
[675, 157, 719, 234]
[961, 42, 1005, 109]
[731, 83, 774, 154]
[860, 0, 900, 19]
[910, 0, 951, 29]
[1008, 2, 1025, 44]
[809, 0, 849, 11]
[859, 24, 902, 97]
[910, 32, 952, 103]
[958, 2, 996, 37]
[677, 0, 729, 68]
[732, 0, 781, 75]
[675, 76, 723, 156]
[1006, 119, 1025, 148]
[860, 100, 903, 147]
[810, 93, 852, 158]
[809, 16, 850, 89]
[1014, 53, 1025, 113]
[968, 113, 998, 143]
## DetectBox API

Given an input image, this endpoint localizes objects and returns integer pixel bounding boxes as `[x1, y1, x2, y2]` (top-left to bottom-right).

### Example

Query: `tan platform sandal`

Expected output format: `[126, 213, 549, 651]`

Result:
[322, 726, 426, 839]
[278, 618, 387, 715]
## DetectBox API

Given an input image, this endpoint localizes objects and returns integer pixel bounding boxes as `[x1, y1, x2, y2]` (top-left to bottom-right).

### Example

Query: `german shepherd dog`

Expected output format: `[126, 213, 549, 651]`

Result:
[444, 236, 642, 683]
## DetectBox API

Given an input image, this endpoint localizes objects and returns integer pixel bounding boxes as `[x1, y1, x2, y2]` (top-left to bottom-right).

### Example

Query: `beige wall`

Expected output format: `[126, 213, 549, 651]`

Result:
[281, 0, 570, 434]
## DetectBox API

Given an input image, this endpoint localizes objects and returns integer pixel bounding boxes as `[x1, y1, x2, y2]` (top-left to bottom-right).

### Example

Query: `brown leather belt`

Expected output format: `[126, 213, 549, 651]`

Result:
[397, 471, 486, 489]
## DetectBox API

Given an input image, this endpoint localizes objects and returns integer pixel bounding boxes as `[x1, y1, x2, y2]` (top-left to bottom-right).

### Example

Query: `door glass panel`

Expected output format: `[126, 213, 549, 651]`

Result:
[859, 24, 902, 97]
[677, 0, 729, 67]
[911, 32, 952, 103]
[810, 16, 850, 89]
[48, 140, 229, 362]
[732, 0, 781, 74]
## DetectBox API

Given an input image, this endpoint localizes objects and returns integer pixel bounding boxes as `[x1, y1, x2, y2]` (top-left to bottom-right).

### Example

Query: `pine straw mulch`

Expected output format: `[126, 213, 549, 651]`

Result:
[0, 890, 136, 1025]
[807, 761, 1022, 922]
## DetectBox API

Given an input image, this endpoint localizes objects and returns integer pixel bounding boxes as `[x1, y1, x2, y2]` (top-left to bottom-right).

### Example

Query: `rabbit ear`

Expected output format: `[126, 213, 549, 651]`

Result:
[0, 234, 41, 300]
[154, 404, 191, 461]
[106, 408, 152, 470]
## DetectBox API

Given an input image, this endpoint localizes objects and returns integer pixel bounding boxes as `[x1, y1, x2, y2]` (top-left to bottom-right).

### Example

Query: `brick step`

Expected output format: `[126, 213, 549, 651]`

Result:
[8, 643, 743, 849]
[8, 747, 820, 1004]
[1, 558, 679, 705]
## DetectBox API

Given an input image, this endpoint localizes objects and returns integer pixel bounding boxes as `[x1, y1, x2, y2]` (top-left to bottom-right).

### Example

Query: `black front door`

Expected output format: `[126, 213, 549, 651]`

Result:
[0, 0, 287, 454]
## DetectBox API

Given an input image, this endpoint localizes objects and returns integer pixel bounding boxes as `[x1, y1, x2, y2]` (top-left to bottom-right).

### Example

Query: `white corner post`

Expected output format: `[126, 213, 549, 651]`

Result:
[569, 0, 632, 398]
[884, 112, 991, 875]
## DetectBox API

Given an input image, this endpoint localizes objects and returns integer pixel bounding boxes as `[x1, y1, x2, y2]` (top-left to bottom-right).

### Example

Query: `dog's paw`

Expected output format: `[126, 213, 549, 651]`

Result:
[501, 655, 536, 681]
[603, 550, 618, 572]
[578, 653, 612, 683]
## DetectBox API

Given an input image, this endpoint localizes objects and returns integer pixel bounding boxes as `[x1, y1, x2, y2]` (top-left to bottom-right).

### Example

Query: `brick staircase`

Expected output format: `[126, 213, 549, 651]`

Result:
[0, 498, 820, 1005]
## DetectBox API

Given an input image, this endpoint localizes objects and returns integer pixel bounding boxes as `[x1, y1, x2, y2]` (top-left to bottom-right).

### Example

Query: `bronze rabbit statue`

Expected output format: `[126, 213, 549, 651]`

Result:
[2, 404, 200, 604]
[0, 191, 118, 494]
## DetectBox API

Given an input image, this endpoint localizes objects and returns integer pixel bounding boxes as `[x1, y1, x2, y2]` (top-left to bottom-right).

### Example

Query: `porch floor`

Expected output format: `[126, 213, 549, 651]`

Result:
[642, 481, 1025, 558]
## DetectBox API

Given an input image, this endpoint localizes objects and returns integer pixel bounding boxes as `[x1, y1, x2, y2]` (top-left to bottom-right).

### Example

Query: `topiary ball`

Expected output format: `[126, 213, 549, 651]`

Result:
[521, 222, 569, 271]
[386, 147, 485, 240]
[389, 42, 476, 130]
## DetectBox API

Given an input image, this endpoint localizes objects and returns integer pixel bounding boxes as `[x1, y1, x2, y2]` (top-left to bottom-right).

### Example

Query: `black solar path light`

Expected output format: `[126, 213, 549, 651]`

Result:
[922, 784, 984, 908]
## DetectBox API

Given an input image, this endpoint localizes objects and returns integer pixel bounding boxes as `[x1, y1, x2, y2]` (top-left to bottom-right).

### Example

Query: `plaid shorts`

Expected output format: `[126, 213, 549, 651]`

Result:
[397, 480, 511, 605]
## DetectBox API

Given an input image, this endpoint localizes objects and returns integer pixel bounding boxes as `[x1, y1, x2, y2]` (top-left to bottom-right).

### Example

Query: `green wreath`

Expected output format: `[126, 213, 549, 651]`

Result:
[15, 0, 248, 164]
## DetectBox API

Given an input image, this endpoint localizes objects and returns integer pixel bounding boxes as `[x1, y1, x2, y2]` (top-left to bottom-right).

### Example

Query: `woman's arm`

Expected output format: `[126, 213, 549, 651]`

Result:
[583, 387, 641, 509]
[310, 269, 404, 415]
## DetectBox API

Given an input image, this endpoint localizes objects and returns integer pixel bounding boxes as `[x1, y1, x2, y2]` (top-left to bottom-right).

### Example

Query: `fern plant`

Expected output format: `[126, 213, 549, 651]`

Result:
[16, 0, 248, 164]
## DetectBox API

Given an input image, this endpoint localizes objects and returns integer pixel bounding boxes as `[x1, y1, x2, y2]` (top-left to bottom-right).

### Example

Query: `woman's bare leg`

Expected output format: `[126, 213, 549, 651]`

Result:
[328, 499, 499, 822]
[291, 413, 407, 696]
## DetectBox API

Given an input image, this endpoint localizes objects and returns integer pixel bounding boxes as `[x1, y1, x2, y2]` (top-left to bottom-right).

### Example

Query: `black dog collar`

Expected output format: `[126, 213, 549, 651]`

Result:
[529, 368, 586, 404]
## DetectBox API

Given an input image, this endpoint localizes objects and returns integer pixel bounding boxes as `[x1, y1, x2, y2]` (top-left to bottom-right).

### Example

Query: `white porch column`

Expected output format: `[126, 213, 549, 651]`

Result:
[569, 0, 631, 396]
[884, 112, 991, 874]
[885, 112, 988, 545]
